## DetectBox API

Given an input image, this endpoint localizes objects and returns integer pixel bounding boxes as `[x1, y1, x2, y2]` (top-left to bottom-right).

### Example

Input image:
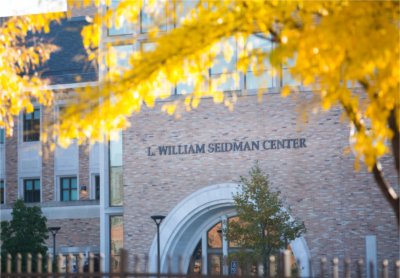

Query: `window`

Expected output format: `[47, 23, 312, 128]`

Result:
[0, 128, 4, 144]
[0, 180, 4, 204]
[141, 41, 156, 52]
[107, 0, 134, 36]
[23, 108, 40, 142]
[245, 34, 275, 90]
[281, 56, 300, 87]
[207, 222, 222, 248]
[188, 241, 202, 274]
[174, 0, 199, 26]
[207, 222, 223, 275]
[110, 215, 124, 272]
[57, 106, 65, 127]
[140, 0, 167, 33]
[60, 177, 78, 201]
[210, 37, 240, 92]
[24, 179, 40, 203]
[109, 132, 123, 206]
[176, 69, 209, 95]
[95, 175, 100, 200]
[109, 45, 133, 74]
[58, 106, 65, 117]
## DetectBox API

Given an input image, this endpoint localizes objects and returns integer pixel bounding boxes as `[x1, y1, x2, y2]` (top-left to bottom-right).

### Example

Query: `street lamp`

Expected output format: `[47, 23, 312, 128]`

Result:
[48, 227, 61, 268]
[151, 215, 165, 276]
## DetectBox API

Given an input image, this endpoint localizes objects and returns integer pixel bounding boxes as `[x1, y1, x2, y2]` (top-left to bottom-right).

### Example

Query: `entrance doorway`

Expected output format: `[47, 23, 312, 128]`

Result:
[187, 221, 225, 276]
[187, 218, 299, 276]
[148, 183, 311, 277]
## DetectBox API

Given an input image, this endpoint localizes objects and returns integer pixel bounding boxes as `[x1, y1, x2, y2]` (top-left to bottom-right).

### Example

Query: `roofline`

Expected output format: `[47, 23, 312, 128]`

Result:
[42, 81, 99, 90]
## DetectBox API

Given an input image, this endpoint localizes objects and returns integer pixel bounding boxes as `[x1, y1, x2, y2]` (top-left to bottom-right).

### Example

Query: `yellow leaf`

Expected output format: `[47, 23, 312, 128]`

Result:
[213, 91, 224, 104]
[281, 85, 291, 98]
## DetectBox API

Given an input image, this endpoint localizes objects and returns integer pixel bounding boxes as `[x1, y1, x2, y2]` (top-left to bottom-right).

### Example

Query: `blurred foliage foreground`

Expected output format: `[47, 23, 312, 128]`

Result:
[0, 1, 399, 219]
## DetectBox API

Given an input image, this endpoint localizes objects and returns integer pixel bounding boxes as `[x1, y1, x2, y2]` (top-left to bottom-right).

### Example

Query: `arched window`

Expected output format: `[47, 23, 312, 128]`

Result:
[187, 241, 202, 274]
[207, 222, 223, 275]
[188, 217, 298, 276]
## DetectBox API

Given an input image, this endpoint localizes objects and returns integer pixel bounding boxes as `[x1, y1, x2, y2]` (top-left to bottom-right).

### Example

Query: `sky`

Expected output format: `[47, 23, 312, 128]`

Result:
[0, 0, 67, 17]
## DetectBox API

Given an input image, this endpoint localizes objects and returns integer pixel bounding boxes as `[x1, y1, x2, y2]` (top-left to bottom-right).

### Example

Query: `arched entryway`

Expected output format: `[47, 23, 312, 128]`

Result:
[148, 183, 311, 277]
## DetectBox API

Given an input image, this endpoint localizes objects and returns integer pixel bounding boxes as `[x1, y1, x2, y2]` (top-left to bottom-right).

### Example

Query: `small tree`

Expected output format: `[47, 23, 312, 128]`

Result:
[1, 200, 48, 272]
[225, 165, 305, 276]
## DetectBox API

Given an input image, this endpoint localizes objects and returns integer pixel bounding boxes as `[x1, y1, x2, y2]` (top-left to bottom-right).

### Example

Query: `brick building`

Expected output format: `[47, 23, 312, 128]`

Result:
[122, 95, 399, 276]
[1, 14, 100, 267]
[1, 2, 399, 277]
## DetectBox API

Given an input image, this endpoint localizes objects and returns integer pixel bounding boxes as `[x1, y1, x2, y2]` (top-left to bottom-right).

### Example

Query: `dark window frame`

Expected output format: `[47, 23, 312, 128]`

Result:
[95, 175, 100, 200]
[0, 128, 4, 144]
[23, 178, 40, 203]
[0, 180, 4, 204]
[60, 177, 78, 201]
[23, 108, 40, 142]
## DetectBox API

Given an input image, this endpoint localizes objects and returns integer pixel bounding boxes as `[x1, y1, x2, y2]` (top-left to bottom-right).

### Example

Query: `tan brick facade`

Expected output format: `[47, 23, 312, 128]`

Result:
[5, 117, 18, 203]
[42, 105, 55, 202]
[2, 89, 398, 274]
[46, 218, 100, 249]
[123, 92, 399, 268]
[79, 144, 90, 200]
[3, 94, 99, 254]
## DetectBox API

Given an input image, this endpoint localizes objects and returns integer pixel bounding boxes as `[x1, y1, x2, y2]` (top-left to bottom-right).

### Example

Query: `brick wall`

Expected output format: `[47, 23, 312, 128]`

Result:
[5, 117, 18, 204]
[42, 105, 55, 202]
[122, 92, 399, 268]
[4, 91, 99, 254]
[46, 218, 100, 249]
[79, 144, 90, 200]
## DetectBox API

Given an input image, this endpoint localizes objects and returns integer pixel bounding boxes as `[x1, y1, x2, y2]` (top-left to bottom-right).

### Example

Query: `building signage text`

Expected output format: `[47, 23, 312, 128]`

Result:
[147, 138, 307, 157]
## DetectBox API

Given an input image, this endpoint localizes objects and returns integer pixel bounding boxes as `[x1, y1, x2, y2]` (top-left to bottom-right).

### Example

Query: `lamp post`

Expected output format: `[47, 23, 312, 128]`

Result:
[48, 227, 61, 268]
[151, 215, 165, 276]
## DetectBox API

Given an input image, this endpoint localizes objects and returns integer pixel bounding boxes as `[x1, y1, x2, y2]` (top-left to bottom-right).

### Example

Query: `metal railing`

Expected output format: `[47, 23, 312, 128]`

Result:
[1, 249, 399, 278]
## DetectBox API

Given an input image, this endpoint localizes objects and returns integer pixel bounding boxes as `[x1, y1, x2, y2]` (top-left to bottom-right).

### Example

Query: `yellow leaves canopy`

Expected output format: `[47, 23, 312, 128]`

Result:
[1, 0, 399, 173]
[0, 13, 64, 135]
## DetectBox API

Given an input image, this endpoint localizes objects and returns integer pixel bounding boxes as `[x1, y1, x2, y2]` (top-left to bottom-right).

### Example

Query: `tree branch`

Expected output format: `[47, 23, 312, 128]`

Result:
[253, 32, 275, 42]
[372, 163, 399, 225]
[388, 109, 399, 174]
[346, 82, 399, 224]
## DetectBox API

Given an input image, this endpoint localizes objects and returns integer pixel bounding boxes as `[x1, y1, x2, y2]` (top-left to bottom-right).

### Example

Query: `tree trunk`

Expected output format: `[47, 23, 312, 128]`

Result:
[261, 225, 268, 277]
[374, 109, 400, 225]
[263, 252, 268, 278]
[372, 163, 399, 224]
[349, 89, 400, 224]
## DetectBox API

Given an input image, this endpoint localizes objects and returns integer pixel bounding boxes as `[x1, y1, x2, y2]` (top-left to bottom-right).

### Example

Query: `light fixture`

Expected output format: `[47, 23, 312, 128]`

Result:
[151, 215, 166, 276]
[48, 226, 61, 270]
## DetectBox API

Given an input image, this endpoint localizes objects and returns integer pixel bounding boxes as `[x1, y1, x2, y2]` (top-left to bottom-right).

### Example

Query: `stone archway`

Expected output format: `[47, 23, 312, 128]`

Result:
[148, 183, 311, 277]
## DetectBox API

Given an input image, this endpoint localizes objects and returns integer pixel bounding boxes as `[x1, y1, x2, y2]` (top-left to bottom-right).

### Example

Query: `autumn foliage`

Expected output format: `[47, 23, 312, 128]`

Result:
[0, 1, 398, 219]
